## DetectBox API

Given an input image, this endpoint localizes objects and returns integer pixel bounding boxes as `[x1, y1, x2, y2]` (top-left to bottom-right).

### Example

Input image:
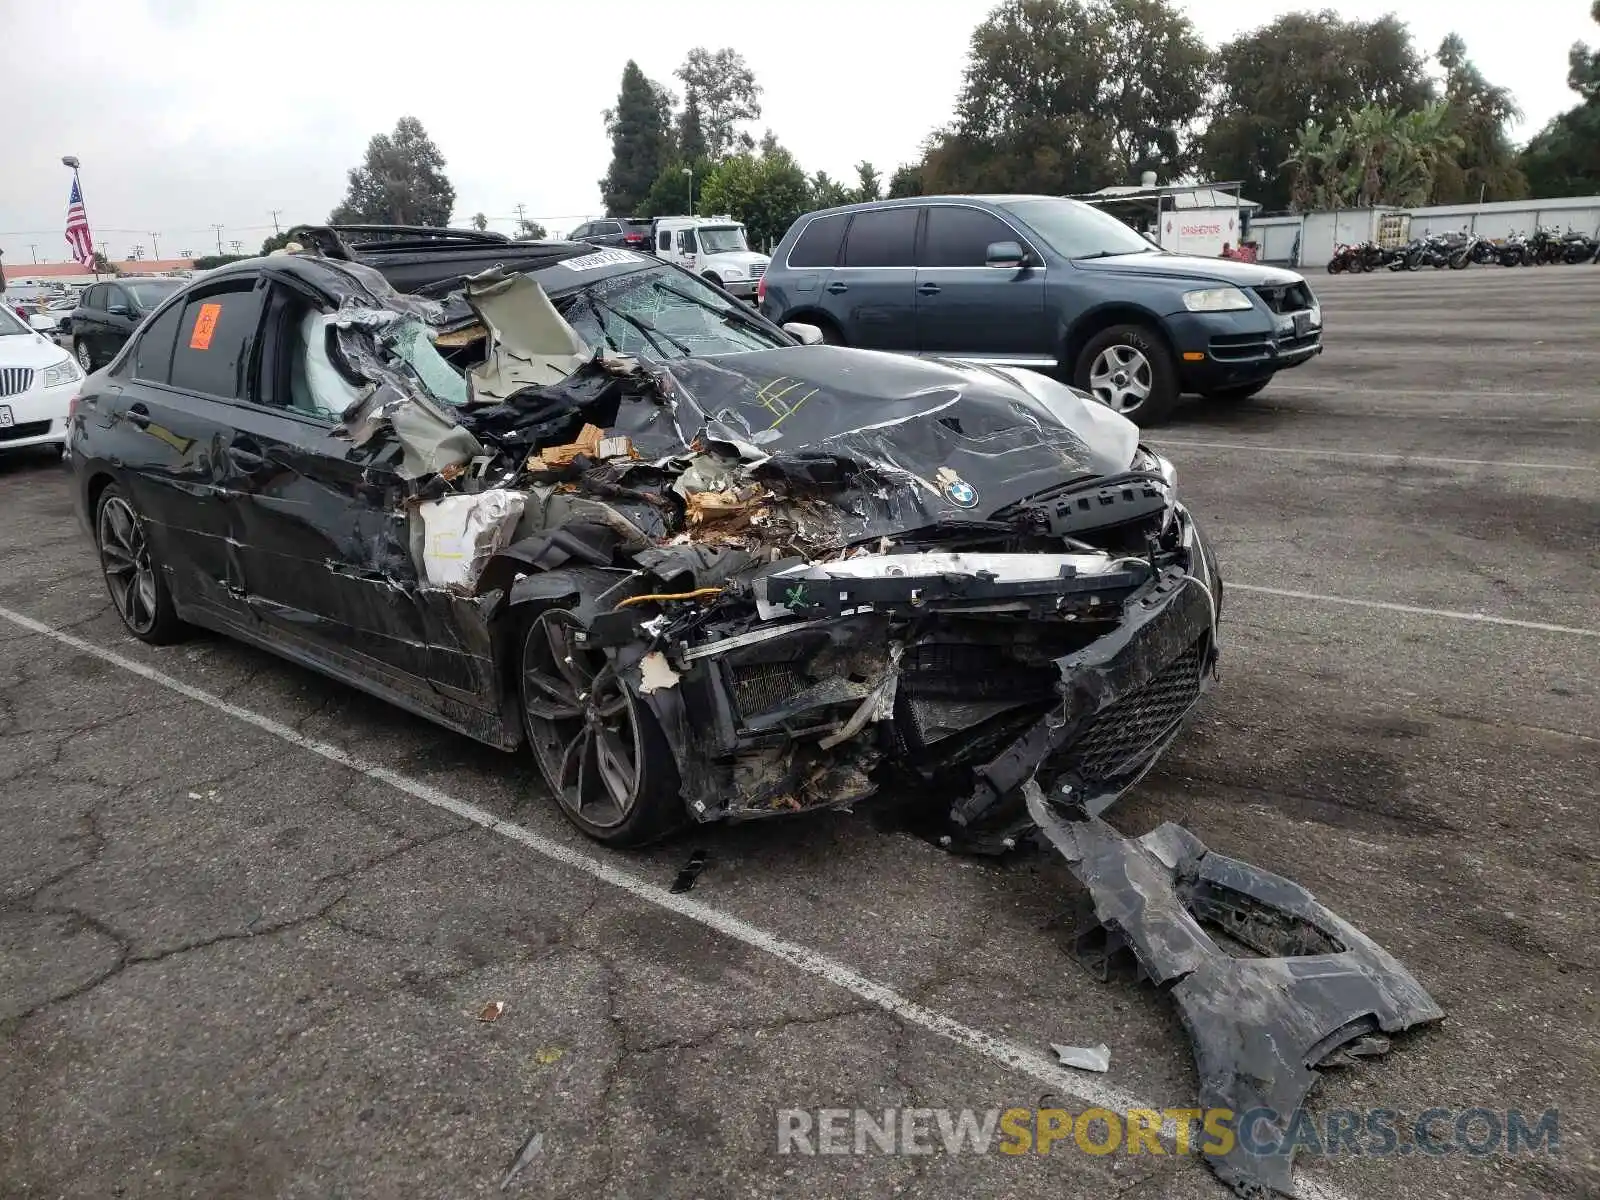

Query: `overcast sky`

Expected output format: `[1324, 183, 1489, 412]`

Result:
[1, 0, 1593, 265]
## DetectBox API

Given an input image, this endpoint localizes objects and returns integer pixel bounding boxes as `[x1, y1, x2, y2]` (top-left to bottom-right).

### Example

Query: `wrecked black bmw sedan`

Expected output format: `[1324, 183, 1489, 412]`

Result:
[68, 228, 1446, 1198]
[68, 225, 1220, 848]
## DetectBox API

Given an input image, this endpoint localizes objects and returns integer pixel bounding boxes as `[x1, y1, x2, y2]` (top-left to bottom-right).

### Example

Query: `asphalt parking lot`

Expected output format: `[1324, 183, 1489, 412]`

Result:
[2, 266, 1596, 1200]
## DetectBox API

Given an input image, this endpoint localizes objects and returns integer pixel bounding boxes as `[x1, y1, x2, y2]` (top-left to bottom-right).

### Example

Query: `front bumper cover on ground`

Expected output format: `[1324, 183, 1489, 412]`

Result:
[1027, 784, 1445, 1198]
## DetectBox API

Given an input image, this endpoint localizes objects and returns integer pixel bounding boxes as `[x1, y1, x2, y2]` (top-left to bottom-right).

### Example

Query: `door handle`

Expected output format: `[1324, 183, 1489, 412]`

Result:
[125, 403, 150, 429]
[825, 282, 849, 294]
[917, 283, 941, 295]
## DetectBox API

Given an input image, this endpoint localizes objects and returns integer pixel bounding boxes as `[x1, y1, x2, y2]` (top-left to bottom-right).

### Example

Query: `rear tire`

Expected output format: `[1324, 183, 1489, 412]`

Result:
[95, 485, 186, 644]
[519, 606, 684, 847]
[1200, 379, 1270, 402]
[806, 316, 844, 345]
[1073, 323, 1180, 426]
[75, 339, 95, 372]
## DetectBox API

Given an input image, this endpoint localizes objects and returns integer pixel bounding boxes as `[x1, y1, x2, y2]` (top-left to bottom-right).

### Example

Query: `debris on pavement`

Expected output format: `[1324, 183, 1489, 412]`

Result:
[670, 849, 710, 894]
[1025, 781, 1445, 1198]
[477, 1001, 506, 1023]
[1051, 1042, 1111, 1073]
[499, 1130, 545, 1191]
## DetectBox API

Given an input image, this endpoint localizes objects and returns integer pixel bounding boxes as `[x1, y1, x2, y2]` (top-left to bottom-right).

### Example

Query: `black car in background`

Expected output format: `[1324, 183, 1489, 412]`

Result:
[65, 223, 1218, 852]
[569, 217, 654, 251]
[759, 195, 1323, 424]
[69, 277, 184, 372]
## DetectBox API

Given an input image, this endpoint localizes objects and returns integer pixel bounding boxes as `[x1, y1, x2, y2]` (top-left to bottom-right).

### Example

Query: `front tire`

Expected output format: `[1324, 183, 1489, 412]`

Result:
[1200, 379, 1270, 402]
[519, 607, 683, 846]
[1074, 324, 1179, 426]
[95, 485, 185, 644]
[75, 339, 95, 372]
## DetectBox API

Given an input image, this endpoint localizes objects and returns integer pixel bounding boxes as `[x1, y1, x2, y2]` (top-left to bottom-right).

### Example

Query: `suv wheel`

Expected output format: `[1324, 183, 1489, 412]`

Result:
[75, 340, 95, 372]
[1075, 324, 1179, 425]
[520, 606, 684, 847]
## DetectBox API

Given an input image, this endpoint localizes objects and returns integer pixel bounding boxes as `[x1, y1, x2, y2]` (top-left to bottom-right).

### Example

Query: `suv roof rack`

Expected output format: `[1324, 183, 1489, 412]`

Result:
[287, 224, 512, 260]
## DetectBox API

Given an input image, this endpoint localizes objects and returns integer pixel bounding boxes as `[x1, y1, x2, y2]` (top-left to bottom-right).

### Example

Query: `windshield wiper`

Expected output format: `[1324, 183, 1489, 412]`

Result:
[651, 280, 774, 340]
[583, 292, 693, 358]
[1074, 249, 1148, 260]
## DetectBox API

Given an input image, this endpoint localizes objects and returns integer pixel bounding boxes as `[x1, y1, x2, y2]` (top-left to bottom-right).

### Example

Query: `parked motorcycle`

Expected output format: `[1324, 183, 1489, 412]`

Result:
[1496, 233, 1528, 266]
[1559, 230, 1599, 264]
[1327, 243, 1356, 273]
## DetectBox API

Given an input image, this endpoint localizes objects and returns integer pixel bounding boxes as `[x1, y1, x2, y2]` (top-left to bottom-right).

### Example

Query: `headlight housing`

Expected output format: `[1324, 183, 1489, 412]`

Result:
[722, 267, 745, 279]
[1182, 286, 1253, 312]
[41, 357, 82, 387]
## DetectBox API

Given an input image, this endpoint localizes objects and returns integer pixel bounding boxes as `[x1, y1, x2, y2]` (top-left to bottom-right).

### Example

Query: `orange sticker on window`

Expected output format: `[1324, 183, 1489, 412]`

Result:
[188, 302, 222, 350]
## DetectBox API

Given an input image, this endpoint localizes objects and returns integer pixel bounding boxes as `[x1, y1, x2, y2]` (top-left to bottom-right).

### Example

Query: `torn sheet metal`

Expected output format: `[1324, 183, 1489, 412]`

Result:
[420, 489, 527, 590]
[1026, 783, 1444, 1198]
[464, 267, 592, 401]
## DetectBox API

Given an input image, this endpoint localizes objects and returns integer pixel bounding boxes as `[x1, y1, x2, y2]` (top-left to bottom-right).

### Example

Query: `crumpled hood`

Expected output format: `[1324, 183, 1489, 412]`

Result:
[656, 346, 1139, 522]
[1073, 250, 1305, 289]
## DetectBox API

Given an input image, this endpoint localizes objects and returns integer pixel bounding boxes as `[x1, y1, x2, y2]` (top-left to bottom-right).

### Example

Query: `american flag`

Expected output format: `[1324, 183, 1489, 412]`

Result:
[65, 176, 94, 268]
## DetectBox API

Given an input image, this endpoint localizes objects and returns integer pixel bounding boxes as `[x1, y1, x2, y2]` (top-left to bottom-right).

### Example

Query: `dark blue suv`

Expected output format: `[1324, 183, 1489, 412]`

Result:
[759, 195, 1322, 424]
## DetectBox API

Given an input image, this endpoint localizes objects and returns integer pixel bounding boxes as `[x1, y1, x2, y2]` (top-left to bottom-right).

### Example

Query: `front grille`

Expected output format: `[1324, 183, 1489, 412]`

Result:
[0, 367, 35, 398]
[749, 263, 766, 279]
[0, 420, 53, 442]
[1253, 282, 1314, 314]
[1058, 639, 1206, 786]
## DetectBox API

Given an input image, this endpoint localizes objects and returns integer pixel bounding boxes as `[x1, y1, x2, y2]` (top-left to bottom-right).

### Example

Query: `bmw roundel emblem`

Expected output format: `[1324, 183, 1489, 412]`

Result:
[943, 477, 979, 508]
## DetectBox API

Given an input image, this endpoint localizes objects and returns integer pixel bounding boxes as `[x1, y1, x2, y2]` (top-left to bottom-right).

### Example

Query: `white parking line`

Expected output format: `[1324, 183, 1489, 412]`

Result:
[0, 602, 1356, 1200]
[1154, 439, 1596, 472]
[1229, 584, 1600, 638]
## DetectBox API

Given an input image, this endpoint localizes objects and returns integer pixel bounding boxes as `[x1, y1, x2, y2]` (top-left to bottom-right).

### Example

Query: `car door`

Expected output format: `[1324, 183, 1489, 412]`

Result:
[675, 227, 700, 273]
[77, 284, 107, 359]
[226, 280, 476, 699]
[107, 278, 263, 627]
[102, 284, 143, 359]
[825, 207, 919, 351]
[914, 204, 1049, 363]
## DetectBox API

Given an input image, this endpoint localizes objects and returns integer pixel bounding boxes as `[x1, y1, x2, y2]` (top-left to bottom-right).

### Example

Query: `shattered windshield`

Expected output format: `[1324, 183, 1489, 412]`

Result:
[559, 266, 786, 361]
[697, 226, 748, 254]
[385, 319, 469, 407]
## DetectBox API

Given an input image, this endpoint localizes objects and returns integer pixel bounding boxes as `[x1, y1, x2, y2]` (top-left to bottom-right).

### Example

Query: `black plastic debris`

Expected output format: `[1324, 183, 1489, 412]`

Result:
[670, 849, 710, 894]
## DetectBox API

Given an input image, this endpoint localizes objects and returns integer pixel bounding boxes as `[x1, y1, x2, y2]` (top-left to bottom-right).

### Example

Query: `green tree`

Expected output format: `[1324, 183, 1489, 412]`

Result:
[922, 0, 1113, 194]
[810, 171, 851, 208]
[470, 212, 488, 231]
[330, 116, 455, 226]
[675, 47, 762, 159]
[852, 161, 883, 203]
[1200, 12, 1434, 210]
[260, 230, 295, 254]
[516, 219, 548, 240]
[91, 250, 115, 275]
[1519, 1, 1600, 197]
[1098, 0, 1210, 180]
[1431, 35, 1525, 203]
[641, 157, 712, 217]
[886, 163, 925, 198]
[1282, 102, 1462, 210]
[698, 149, 811, 249]
[191, 254, 248, 271]
[601, 61, 676, 216]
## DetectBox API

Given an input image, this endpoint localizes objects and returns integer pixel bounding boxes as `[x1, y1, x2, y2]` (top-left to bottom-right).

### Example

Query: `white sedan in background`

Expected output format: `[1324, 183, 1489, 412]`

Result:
[0, 302, 84, 453]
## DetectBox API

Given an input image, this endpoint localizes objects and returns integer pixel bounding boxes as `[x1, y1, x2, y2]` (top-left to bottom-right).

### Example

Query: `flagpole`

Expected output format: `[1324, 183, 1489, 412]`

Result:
[62, 155, 97, 281]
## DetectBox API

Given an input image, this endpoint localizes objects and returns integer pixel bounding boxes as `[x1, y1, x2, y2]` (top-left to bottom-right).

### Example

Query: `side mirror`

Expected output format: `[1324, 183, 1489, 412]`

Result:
[985, 240, 1027, 269]
[783, 322, 825, 346]
[107, 304, 131, 316]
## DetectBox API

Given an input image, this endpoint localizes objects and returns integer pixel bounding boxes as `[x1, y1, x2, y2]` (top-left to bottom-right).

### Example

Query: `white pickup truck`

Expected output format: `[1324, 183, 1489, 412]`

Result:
[650, 216, 770, 300]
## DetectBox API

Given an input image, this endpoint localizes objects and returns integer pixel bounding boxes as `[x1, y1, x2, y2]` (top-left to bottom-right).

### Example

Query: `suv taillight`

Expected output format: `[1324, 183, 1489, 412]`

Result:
[756, 272, 767, 307]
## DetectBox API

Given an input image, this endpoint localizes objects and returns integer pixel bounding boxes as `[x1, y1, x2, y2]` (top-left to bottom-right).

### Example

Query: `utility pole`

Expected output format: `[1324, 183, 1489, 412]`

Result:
[269, 210, 282, 235]
[230, 240, 243, 255]
[515, 202, 527, 235]
[212, 224, 225, 255]
[150, 232, 160, 260]
[27, 244, 38, 264]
